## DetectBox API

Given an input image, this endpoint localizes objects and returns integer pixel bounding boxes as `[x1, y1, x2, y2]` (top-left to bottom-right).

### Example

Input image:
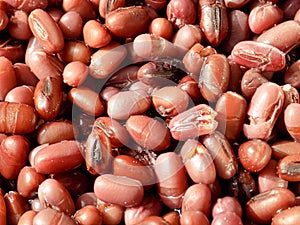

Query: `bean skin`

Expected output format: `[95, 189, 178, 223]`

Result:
[284, 103, 300, 142]
[277, 154, 300, 182]
[94, 174, 144, 207]
[0, 56, 17, 101]
[32, 207, 76, 225]
[272, 205, 300, 225]
[8, 10, 32, 41]
[58, 11, 83, 39]
[231, 40, 286, 72]
[180, 211, 210, 225]
[0, 102, 38, 134]
[212, 196, 243, 218]
[1, 0, 48, 12]
[18, 210, 37, 225]
[211, 211, 243, 225]
[5, 85, 35, 107]
[62, 0, 97, 21]
[272, 140, 300, 159]
[73, 205, 103, 225]
[96, 199, 124, 225]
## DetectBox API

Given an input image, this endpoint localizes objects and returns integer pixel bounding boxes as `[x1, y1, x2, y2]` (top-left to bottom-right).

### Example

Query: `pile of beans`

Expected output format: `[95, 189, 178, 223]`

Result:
[0, 0, 300, 224]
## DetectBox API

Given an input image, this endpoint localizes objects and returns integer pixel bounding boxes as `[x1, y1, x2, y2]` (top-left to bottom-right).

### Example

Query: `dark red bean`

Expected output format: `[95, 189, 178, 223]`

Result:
[94, 174, 144, 207]
[75, 192, 97, 209]
[162, 211, 180, 225]
[58, 11, 83, 39]
[99, 0, 125, 18]
[136, 216, 169, 225]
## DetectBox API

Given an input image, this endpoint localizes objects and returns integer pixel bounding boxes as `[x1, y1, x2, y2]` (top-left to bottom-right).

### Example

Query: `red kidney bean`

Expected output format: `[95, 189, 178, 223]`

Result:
[113, 155, 156, 187]
[180, 139, 216, 184]
[34, 76, 63, 120]
[152, 86, 189, 118]
[199, 0, 228, 47]
[4, 85, 35, 107]
[126, 115, 171, 151]
[83, 19, 112, 48]
[93, 116, 129, 148]
[243, 82, 284, 139]
[57, 40, 92, 65]
[36, 120, 75, 145]
[248, 2, 283, 34]
[62, 0, 97, 21]
[58, 11, 83, 39]
[29, 140, 84, 174]
[33, 207, 76, 225]
[8, 9, 32, 40]
[256, 20, 300, 53]
[169, 104, 218, 141]
[272, 140, 300, 159]
[28, 9, 64, 54]
[2, 0, 48, 12]
[201, 131, 238, 179]
[17, 166, 45, 199]
[38, 178, 75, 215]
[154, 152, 188, 209]
[96, 199, 124, 225]
[107, 89, 151, 120]
[212, 196, 243, 218]
[284, 103, 300, 141]
[4, 191, 30, 225]
[231, 41, 286, 72]
[211, 211, 243, 225]
[124, 194, 162, 225]
[105, 6, 150, 38]
[0, 190, 6, 225]
[18, 210, 37, 225]
[284, 59, 300, 88]
[0, 56, 17, 101]
[0, 135, 30, 180]
[172, 24, 204, 50]
[94, 174, 144, 207]
[148, 17, 173, 40]
[238, 139, 272, 172]
[258, 159, 288, 193]
[133, 33, 187, 61]
[277, 154, 300, 182]
[222, 9, 250, 53]
[0, 102, 38, 134]
[181, 183, 211, 216]
[13, 63, 39, 86]
[245, 187, 296, 224]
[199, 53, 230, 102]
[215, 91, 247, 142]
[166, 0, 196, 28]
[180, 211, 210, 225]
[73, 205, 103, 225]
[272, 205, 300, 225]
[89, 41, 127, 79]
[68, 86, 104, 116]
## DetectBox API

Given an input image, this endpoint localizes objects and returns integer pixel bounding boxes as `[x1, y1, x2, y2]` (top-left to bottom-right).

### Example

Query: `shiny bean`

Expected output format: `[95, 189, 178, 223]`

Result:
[211, 211, 243, 225]
[4, 85, 35, 107]
[277, 154, 300, 182]
[29, 140, 84, 174]
[0, 56, 17, 101]
[180, 139, 216, 184]
[148, 17, 173, 40]
[180, 211, 210, 225]
[13, 63, 39, 86]
[58, 11, 83, 39]
[83, 19, 111, 48]
[0, 9, 8, 31]
[8, 10, 32, 40]
[243, 82, 284, 140]
[272, 140, 300, 159]
[169, 104, 218, 141]
[136, 216, 169, 225]
[73, 205, 103, 225]
[178, 75, 202, 104]
[224, 0, 249, 8]
[284, 103, 300, 142]
[62, 61, 89, 87]
[94, 174, 144, 207]
[231, 40, 286, 72]
[17, 210, 37, 225]
[75, 192, 97, 209]
[96, 199, 124, 225]
[99, 0, 125, 18]
[0, 190, 6, 225]
[126, 115, 171, 151]
[38, 178, 75, 215]
[33, 207, 76, 225]
[284, 59, 300, 88]
[162, 211, 180, 225]
[0, 102, 38, 134]
[154, 152, 188, 209]
[62, 0, 97, 21]
[271, 205, 300, 225]
[212, 196, 243, 218]
[2, 0, 48, 12]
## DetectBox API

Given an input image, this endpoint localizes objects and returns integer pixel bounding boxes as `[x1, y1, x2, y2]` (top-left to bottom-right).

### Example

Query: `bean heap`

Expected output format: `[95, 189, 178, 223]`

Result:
[0, 0, 300, 224]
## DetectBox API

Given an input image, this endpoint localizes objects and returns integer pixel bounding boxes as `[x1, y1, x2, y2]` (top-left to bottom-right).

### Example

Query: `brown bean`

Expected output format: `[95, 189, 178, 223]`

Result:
[180, 211, 210, 225]
[0, 102, 38, 134]
[96, 199, 124, 225]
[231, 41, 286, 72]
[0, 56, 17, 101]
[33, 207, 76, 225]
[2, 0, 48, 12]
[18, 210, 37, 225]
[13, 63, 39, 86]
[0, 135, 30, 180]
[243, 82, 284, 140]
[34, 76, 63, 121]
[89, 41, 127, 79]
[272, 205, 300, 225]
[169, 104, 218, 141]
[94, 174, 144, 207]
[62, 0, 97, 21]
[180, 139, 216, 184]
[272, 140, 300, 159]
[215, 91, 247, 142]
[106, 65, 139, 89]
[284, 60, 300, 88]
[83, 19, 111, 48]
[68, 86, 104, 116]
[162, 211, 180, 225]
[0, 9, 8, 31]
[99, 0, 125, 18]
[58, 11, 83, 39]
[212, 196, 243, 218]
[76, 192, 98, 209]
[74, 205, 103, 225]
[28, 9, 64, 54]
[199, 53, 230, 102]
[211, 211, 243, 225]
[36, 120, 75, 145]
[148, 17, 173, 40]
[178, 75, 203, 104]
[38, 178, 75, 215]
[245, 187, 296, 224]
[106, 6, 150, 38]
[277, 154, 300, 182]
[8, 9, 32, 40]
[154, 152, 188, 209]
[29, 140, 84, 174]
[0, 190, 6, 225]
[5, 85, 35, 107]
[284, 103, 300, 141]
[224, 0, 249, 8]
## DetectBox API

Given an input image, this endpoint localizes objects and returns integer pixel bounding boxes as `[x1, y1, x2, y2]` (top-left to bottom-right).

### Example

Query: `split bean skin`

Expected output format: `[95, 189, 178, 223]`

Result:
[1, 0, 300, 224]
